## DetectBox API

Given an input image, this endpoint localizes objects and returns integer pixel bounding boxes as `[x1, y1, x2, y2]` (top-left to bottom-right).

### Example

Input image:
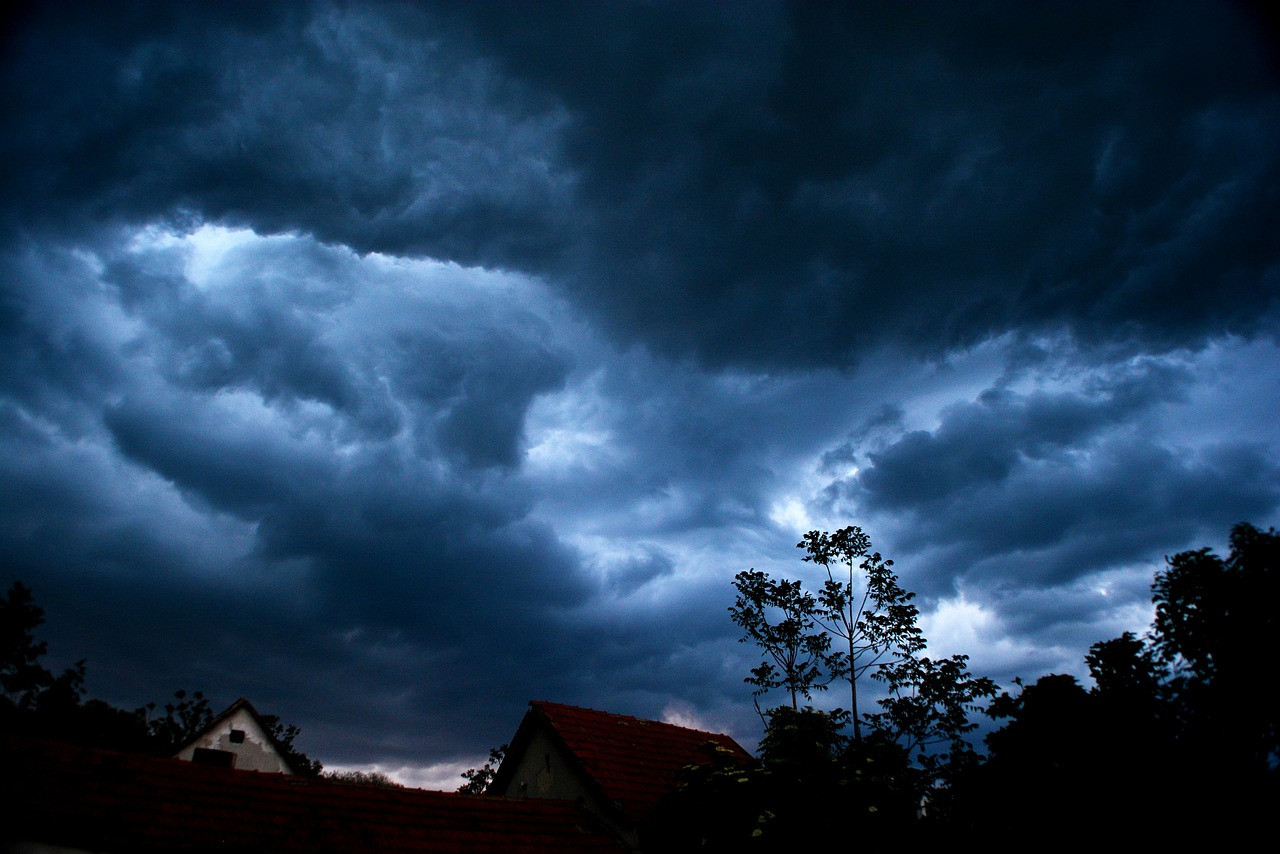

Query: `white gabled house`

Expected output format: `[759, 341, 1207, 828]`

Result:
[173, 697, 297, 774]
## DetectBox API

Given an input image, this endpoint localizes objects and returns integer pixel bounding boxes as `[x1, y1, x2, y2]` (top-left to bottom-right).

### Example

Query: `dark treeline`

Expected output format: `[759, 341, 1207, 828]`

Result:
[648, 521, 1277, 850]
[0, 580, 322, 776]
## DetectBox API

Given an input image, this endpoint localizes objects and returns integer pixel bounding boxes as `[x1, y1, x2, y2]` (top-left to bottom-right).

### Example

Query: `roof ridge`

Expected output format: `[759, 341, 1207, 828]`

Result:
[529, 700, 734, 738]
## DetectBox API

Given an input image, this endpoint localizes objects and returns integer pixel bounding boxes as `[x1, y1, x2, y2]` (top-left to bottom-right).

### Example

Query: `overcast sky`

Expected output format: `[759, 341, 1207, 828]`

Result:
[3, 0, 1278, 788]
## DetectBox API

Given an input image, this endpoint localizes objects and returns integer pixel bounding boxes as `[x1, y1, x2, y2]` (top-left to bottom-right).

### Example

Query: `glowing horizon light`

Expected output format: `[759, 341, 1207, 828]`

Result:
[322, 759, 476, 792]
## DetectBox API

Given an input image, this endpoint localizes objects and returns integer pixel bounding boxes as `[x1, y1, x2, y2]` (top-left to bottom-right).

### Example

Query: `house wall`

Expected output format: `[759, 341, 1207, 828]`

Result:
[497, 729, 594, 802]
[497, 729, 641, 852]
[174, 707, 292, 774]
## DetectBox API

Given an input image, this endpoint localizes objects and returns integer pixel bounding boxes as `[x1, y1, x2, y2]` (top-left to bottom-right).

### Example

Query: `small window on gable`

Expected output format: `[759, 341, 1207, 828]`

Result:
[192, 748, 235, 768]
[229, 729, 246, 744]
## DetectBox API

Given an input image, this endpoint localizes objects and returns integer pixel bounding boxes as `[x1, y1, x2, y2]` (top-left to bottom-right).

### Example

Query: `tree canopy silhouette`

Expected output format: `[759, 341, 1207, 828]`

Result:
[728, 569, 831, 711]
[799, 526, 923, 740]
[1151, 521, 1278, 774]
[962, 522, 1278, 839]
[722, 526, 996, 841]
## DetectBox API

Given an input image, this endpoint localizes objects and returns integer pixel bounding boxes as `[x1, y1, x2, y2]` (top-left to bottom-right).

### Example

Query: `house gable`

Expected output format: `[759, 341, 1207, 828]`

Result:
[497, 725, 599, 802]
[173, 698, 295, 775]
[491, 701, 752, 846]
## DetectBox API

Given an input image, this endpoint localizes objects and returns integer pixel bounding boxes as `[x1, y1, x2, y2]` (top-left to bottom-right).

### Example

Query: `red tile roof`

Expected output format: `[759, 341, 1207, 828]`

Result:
[2, 735, 622, 853]
[516, 701, 752, 824]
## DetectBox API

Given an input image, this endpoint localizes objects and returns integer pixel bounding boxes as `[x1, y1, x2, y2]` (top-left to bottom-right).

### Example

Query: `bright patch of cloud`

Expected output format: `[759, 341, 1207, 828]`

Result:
[661, 701, 733, 736]
[184, 225, 263, 287]
[920, 595, 1063, 678]
[768, 497, 812, 536]
[324, 760, 475, 792]
[922, 595, 1003, 658]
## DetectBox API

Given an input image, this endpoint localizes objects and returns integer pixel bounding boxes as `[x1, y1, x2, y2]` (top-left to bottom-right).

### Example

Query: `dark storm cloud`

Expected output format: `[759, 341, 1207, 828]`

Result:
[3, 0, 1279, 775]
[602, 545, 676, 595]
[108, 232, 569, 467]
[2, 0, 573, 264]
[104, 238, 370, 416]
[6, 1, 1277, 370]
[0, 225, 596, 761]
[823, 361, 1280, 598]
[439, 0, 1280, 364]
[853, 360, 1193, 509]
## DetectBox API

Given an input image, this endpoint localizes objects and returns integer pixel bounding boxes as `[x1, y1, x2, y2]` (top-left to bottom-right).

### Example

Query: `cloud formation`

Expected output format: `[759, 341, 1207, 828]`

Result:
[2, 1, 1277, 774]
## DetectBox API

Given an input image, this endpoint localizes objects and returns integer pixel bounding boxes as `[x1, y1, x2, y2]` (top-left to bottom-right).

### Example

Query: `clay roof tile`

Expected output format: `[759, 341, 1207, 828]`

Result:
[527, 701, 752, 823]
[2, 735, 623, 853]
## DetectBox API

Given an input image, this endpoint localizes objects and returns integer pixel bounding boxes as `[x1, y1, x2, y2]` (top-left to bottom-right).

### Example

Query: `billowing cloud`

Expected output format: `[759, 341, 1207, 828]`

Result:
[2, 1, 1277, 778]
[2, 226, 589, 757]
[815, 344, 1280, 627]
[6, 2, 1276, 368]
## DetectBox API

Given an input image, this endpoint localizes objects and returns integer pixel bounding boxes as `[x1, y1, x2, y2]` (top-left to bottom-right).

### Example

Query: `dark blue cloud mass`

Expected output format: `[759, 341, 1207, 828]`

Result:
[1, 1, 1277, 780]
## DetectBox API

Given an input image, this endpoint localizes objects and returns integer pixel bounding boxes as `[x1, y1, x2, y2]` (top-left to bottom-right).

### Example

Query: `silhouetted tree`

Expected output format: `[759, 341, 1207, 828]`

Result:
[644, 738, 761, 852]
[260, 712, 324, 776]
[1085, 631, 1160, 700]
[725, 529, 997, 840]
[729, 569, 831, 711]
[1, 580, 89, 741]
[866, 651, 996, 802]
[962, 522, 1278, 839]
[649, 706, 917, 852]
[458, 743, 507, 794]
[324, 768, 404, 788]
[143, 689, 214, 753]
[733, 530, 995, 792]
[1151, 522, 1278, 775]
[1084, 630, 1171, 762]
[968, 675, 1111, 835]
[1, 581, 84, 717]
[800, 526, 924, 739]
